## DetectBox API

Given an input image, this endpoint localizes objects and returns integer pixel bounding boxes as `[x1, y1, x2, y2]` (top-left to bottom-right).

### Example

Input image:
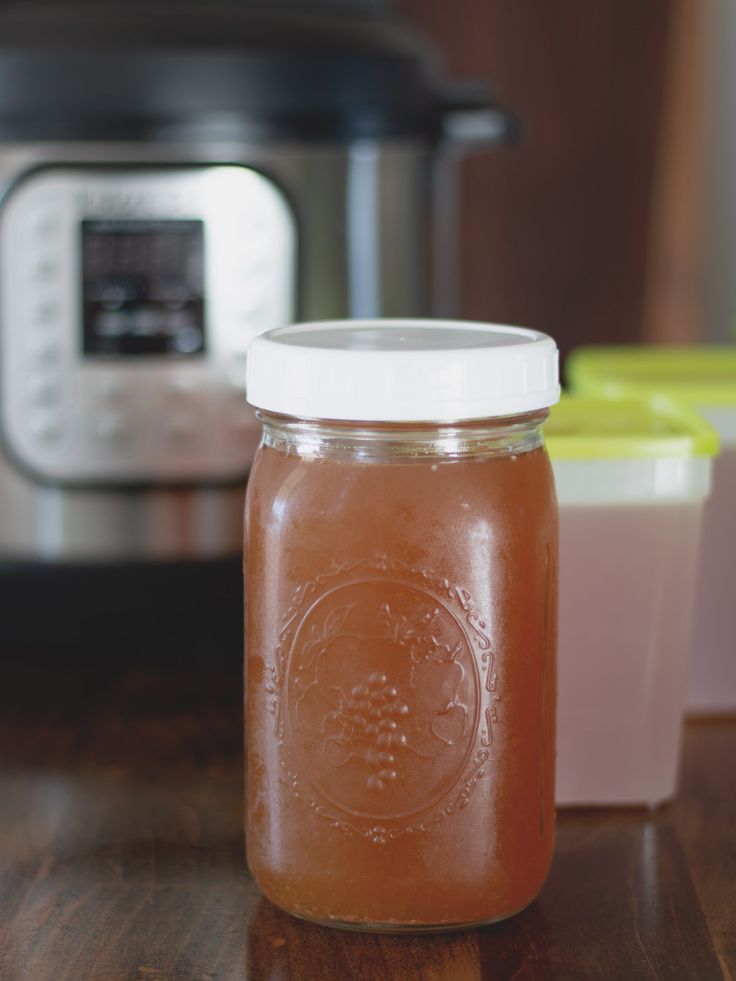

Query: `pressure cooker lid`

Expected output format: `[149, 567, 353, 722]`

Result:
[0, 0, 498, 141]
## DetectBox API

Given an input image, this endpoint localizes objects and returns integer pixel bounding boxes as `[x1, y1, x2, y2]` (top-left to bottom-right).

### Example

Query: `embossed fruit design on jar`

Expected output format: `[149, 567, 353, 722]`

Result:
[245, 320, 560, 931]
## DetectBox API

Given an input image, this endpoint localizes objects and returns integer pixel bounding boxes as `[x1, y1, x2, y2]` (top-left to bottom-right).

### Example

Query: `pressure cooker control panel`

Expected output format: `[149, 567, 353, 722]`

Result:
[0, 166, 295, 483]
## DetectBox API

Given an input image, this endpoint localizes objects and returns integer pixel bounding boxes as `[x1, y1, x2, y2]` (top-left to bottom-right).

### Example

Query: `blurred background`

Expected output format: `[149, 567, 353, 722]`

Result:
[398, 0, 714, 359]
[0, 0, 729, 654]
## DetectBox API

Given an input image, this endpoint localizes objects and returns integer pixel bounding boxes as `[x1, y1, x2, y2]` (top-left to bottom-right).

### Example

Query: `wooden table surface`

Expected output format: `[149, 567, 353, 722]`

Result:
[0, 655, 733, 981]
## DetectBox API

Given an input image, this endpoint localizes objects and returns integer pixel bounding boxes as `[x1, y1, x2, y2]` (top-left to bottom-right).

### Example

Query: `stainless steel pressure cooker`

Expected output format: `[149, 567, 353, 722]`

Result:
[0, 0, 513, 649]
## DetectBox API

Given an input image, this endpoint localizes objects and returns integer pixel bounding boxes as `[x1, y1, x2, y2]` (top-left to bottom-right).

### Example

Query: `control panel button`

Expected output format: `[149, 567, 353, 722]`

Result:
[27, 336, 62, 366]
[94, 412, 130, 441]
[29, 414, 63, 442]
[29, 207, 61, 237]
[32, 256, 58, 279]
[28, 375, 63, 407]
[31, 301, 59, 326]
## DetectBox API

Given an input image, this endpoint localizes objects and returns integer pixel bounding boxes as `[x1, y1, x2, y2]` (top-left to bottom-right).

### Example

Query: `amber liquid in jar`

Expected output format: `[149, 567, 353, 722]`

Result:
[245, 414, 557, 931]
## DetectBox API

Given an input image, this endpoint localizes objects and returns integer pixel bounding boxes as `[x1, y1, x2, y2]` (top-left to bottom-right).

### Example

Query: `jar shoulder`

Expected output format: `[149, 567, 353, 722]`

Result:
[246, 444, 557, 533]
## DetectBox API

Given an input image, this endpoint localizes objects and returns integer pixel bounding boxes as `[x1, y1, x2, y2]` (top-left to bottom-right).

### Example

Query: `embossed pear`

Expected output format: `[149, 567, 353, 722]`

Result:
[430, 704, 467, 745]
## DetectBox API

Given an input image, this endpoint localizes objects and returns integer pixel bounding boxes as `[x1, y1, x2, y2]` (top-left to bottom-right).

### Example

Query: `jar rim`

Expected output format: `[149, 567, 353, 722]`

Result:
[257, 409, 548, 461]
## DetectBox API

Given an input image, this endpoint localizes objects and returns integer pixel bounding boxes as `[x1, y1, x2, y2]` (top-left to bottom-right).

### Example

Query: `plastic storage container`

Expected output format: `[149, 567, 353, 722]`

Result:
[545, 396, 718, 807]
[244, 319, 560, 931]
[567, 346, 736, 714]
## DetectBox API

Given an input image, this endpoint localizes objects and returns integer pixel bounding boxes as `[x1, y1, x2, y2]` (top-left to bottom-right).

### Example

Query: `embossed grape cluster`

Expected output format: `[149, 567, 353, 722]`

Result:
[343, 672, 410, 792]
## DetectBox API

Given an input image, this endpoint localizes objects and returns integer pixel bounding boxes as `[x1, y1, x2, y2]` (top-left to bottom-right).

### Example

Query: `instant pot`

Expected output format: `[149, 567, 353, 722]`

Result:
[0, 0, 513, 650]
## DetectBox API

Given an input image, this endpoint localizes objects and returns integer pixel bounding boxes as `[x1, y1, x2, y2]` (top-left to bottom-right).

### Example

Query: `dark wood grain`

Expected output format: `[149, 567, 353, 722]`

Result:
[0, 658, 732, 981]
[671, 720, 736, 980]
[394, 0, 676, 361]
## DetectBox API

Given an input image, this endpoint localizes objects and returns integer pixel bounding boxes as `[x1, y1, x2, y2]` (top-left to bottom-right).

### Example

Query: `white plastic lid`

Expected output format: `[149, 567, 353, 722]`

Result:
[246, 319, 560, 421]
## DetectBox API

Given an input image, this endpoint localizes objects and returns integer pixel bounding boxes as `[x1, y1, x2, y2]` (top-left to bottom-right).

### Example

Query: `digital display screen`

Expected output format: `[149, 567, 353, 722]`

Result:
[82, 219, 206, 357]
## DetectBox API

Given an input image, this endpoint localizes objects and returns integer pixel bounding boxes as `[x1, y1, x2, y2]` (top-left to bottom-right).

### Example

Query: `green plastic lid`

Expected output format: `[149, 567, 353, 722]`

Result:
[567, 345, 736, 408]
[544, 394, 719, 460]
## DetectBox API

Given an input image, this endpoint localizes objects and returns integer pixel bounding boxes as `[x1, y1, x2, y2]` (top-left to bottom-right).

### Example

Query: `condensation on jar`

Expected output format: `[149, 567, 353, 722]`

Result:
[244, 319, 560, 932]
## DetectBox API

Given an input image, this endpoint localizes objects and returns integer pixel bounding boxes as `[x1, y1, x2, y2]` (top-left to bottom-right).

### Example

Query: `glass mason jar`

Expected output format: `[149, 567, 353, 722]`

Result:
[244, 320, 560, 932]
